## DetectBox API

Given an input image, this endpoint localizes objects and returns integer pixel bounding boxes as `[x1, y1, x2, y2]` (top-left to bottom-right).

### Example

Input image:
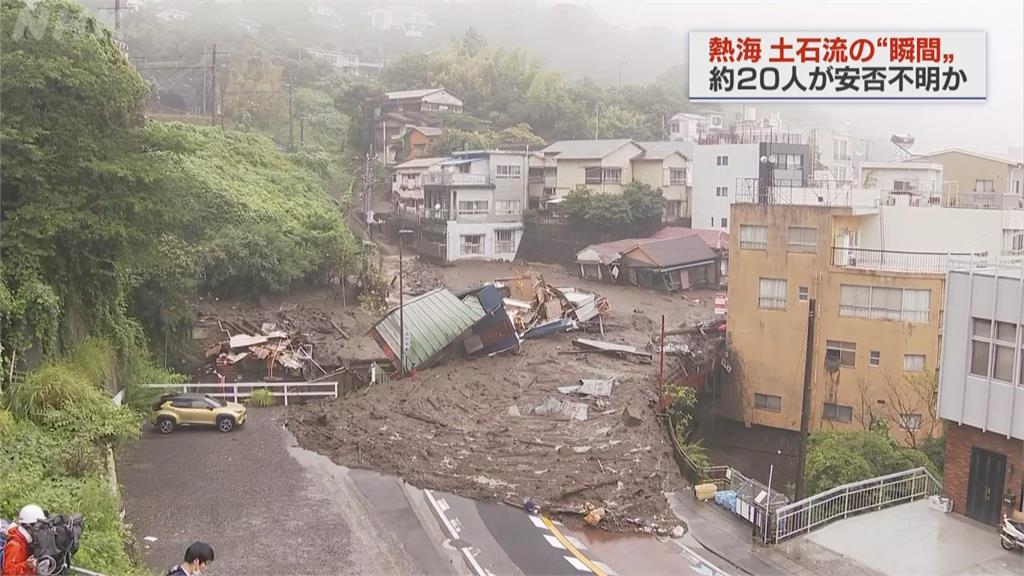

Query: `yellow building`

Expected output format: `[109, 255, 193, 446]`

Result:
[910, 148, 1023, 195]
[724, 201, 961, 442]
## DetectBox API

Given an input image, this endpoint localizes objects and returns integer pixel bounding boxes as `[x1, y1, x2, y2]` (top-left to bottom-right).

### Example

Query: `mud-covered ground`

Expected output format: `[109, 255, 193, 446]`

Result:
[279, 257, 718, 532]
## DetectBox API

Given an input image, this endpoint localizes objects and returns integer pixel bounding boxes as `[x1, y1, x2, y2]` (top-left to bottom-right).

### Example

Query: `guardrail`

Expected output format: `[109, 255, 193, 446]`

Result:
[770, 467, 941, 543]
[831, 246, 982, 274]
[422, 172, 492, 186]
[145, 381, 338, 406]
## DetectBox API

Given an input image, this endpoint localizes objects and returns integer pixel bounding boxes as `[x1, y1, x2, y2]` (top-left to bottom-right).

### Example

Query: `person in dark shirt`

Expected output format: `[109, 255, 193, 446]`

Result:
[166, 541, 214, 576]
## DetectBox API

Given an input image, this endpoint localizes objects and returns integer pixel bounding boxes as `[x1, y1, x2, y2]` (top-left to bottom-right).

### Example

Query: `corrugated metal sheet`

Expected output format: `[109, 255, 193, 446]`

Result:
[461, 294, 485, 317]
[372, 288, 483, 371]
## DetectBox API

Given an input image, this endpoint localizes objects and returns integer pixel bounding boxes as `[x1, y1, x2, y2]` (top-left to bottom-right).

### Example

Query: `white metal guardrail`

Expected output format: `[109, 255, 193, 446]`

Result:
[146, 381, 338, 406]
[770, 466, 941, 543]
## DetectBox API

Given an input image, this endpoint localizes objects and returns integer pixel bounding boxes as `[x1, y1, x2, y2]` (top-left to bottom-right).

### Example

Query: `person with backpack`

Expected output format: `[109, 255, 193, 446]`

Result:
[166, 541, 214, 576]
[2, 504, 46, 575]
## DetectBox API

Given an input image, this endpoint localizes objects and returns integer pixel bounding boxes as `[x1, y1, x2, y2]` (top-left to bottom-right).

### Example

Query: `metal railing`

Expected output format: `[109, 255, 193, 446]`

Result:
[735, 177, 852, 206]
[146, 381, 339, 406]
[422, 172, 492, 186]
[697, 131, 805, 145]
[943, 191, 1023, 210]
[831, 246, 983, 274]
[770, 467, 941, 543]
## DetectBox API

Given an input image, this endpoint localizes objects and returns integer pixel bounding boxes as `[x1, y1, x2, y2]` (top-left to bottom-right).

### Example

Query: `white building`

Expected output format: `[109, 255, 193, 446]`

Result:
[392, 157, 445, 211]
[155, 8, 190, 22]
[796, 125, 855, 184]
[692, 140, 812, 230]
[669, 112, 723, 142]
[368, 5, 431, 36]
[416, 151, 530, 262]
[305, 48, 383, 77]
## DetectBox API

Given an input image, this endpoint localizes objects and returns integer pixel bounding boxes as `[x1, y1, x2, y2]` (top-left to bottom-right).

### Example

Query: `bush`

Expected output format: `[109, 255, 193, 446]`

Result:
[6, 363, 97, 421]
[805, 429, 937, 494]
[248, 388, 274, 407]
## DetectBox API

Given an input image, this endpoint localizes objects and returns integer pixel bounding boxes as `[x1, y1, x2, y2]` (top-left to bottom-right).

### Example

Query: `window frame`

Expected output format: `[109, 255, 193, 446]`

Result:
[869, 350, 881, 366]
[754, 393, 782, 413]
[825, 340, 857, 368]
[903, 354, 926, 372]
[739, 225, 768, 250]
[457, 200, 489, 216]
[822, 402, 854, 423]
[899, 413, 923, 431]
[669, 168, 687, 186]
[971, 317, 1018, 383]
[798, 286, 809, 301]
[494, 229, 515, 253]
[787, 226, 818, 253]
[758, 277, 787, 310]
[838, 284, 931, 324]
[493, 200, 521, 216]
[494, 164, 522, 180]
[460, 234, 484, 255]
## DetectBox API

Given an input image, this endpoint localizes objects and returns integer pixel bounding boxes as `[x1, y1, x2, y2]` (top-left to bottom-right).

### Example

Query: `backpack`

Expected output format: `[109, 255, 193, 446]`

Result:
[0, 519, 9, 569]
[27, 514, 84, 576]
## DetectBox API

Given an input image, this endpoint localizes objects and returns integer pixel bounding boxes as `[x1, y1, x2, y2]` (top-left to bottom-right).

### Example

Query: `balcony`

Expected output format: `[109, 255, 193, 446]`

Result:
[880, 189, 1022, 210]
[697, 131, 804, 145]
[421, 172, 492, 186]
[831, 246, 984, 274]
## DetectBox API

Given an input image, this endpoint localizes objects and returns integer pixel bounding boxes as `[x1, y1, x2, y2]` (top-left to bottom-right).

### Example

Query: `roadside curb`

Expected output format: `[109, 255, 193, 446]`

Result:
[424, 489, 491, 576]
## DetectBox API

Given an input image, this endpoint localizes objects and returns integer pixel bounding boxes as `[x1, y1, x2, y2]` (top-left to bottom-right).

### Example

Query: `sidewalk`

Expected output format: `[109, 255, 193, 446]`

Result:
[666, 490, 793, 576]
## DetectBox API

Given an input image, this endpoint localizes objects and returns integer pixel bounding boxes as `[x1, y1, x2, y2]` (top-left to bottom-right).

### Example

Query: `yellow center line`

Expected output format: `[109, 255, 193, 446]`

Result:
[540, 515, 608, 576]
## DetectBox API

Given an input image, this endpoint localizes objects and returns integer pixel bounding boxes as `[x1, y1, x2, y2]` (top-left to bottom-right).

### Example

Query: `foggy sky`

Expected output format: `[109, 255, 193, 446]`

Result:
[571, 0, 1024, 157]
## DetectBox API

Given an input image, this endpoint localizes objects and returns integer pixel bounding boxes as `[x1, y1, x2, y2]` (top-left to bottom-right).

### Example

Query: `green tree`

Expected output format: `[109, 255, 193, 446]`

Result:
[623, 181, 666, 229]
[805, 429, 936, 494]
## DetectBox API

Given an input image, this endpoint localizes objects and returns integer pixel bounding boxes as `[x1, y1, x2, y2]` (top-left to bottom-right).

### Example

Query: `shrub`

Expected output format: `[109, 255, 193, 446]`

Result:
[6, 363, 97, 420]
[248, 388, 274, 407]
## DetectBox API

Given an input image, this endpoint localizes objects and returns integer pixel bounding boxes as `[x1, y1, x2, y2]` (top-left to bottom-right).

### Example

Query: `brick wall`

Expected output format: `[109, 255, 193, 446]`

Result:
[942, 421, 1024, 525]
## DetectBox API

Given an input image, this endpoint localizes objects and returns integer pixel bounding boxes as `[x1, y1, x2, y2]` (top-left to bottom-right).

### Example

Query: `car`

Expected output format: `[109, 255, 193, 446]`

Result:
[151, 393, 246, 434]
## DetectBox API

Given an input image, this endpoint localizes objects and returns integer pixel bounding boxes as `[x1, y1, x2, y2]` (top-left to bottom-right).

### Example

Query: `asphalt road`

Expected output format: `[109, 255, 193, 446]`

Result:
[117, 406, 721, 576]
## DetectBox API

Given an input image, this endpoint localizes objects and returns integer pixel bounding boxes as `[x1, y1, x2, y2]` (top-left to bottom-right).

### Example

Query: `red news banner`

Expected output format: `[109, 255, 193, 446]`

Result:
[688, 31, 987, 100]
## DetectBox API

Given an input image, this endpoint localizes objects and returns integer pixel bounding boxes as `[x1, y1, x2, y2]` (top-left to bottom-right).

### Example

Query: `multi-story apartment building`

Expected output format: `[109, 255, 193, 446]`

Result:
[392, 157, 445, 212]
[540, 140, 691, 222]
[724, 185, 1024, 443]
[799, 125, 854, 185]
[938, 261, 1024, 526]
[412, 150, 530, 262]
[691, 139, 811, 230]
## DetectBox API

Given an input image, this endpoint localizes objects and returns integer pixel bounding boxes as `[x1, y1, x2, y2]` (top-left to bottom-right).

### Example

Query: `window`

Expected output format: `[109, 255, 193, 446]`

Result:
[839, 285, 931, 324]
[494, 200, 521, 216]
[461, 235, 483, 255]
[739, 225, 767, 250]
[826, 340, 857, 368]
[665, 201, 681, 219]
[754, 393, 782, 412]
[903, 354, 926, 372]
[892, 179, 916, 192]
[774, 154, 803, 169]
[1003, 229, 1024, 254]
[457, 200, 488, 216]
[495, 164, 522, 180]
[787, 226, 818, 252]
[971, 318, 1017, 382]
[975, 179, 995, 193]
[758, 278, 787, 309]
[721, 217, 728, 228]
[822, 403, 853, 423]
[899, 413, 923, 431]
[494, 229, 515, 253]
[585, 167, 622, 184]
[799, 286, 809, 301]
[716, 155, 729, 166]
[870, 350, 880, 366]
[670, 168, 687, 186]
[715, 186, 729, 197]
[671, 121, 681, 133]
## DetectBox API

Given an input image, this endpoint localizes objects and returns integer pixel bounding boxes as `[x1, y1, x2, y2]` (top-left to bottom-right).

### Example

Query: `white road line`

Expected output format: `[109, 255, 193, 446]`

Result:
[528, 515, 548, 529]
[423, 489, 460, 539]
[564, 556, 594, 573]
[543, 534, 566, 549]
[437, 498, 450, 512]
[461, 546, 491, 576]
[566, 535, 587, 550]
[593, 561, 618, 576]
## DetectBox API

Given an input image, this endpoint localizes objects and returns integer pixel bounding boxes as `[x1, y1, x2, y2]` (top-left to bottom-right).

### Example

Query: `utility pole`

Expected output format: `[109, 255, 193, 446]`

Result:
[288, 83, 295, 149]
[210, 44, 217, 126]
[594, 102, 600, 140]
[618, 60, 625, 89]
[300, 116, 305, 144]
[114, 0, 120, 32]
[795, 298, 817, 501]
[202, 46, 208, 117]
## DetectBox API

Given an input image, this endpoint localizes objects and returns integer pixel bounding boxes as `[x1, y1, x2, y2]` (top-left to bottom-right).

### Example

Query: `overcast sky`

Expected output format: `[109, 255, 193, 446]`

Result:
[562, 0, 1024, 157]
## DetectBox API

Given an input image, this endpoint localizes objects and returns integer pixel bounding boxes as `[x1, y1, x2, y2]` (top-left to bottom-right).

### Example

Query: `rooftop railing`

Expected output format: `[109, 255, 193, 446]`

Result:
[831, 246, 984, 274]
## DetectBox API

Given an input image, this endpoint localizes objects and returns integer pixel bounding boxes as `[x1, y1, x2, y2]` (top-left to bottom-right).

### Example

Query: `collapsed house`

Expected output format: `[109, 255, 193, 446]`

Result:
[369, 276, 611, 374]
[202, 323, 321, 381]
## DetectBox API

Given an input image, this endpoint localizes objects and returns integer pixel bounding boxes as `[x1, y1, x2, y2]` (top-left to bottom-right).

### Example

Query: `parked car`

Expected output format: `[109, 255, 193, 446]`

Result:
[151, 393, 246, 434]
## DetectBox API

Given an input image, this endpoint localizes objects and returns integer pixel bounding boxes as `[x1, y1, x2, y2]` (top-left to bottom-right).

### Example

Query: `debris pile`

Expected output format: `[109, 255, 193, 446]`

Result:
[202, 321, 327, 380]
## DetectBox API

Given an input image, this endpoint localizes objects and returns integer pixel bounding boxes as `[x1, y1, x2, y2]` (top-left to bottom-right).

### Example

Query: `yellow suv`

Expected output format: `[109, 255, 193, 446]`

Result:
[151, 393, 247, 434]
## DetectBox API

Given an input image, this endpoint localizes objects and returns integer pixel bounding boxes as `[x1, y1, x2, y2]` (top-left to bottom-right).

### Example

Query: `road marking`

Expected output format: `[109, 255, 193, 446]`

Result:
[541, 516, 608, 576]
[566, 535, 587, 550]
[437, 498, 450, 512]
[593, 561, 619, 576]
[564, 556, 594, 573]
[424, 490, 491, 576]
[528, 514, 547, 529]
[543, 534, 566, 549]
